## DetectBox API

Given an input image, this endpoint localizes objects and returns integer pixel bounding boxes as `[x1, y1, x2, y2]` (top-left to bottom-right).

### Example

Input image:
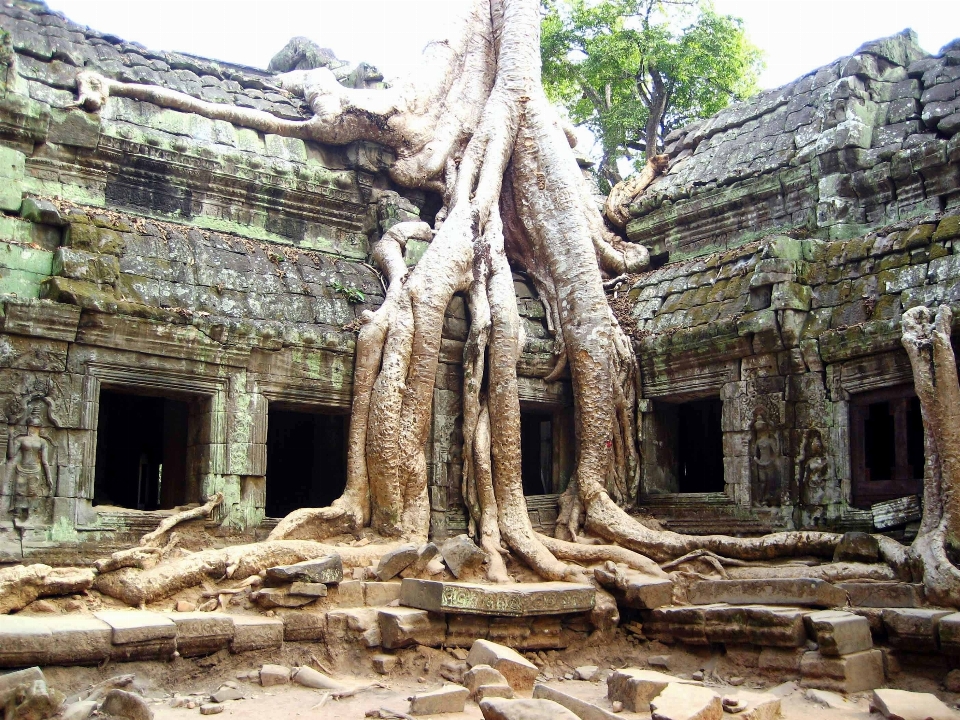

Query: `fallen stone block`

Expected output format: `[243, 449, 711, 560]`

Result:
[0, 617, 56, 667]
[289, 582, 328, 597]
[101, 689, 153, 720]
[883, 608, 952, 652]
[729, 690, 781, 720]
[870, 688, 957, 720]
[833, 532, 880, 563]
[210, 686, 243, 703]
[400, 578, 595, 616]
[163, 612, 234, 658]
[650, 682, 722, 720]
[230, 615, 283, 652]
[687, 579, 846, 607]
[804, 610, 873, 656]
[291, 666, 344, 690]
[409, 684, 469, 715]
[403, 542, 441, 578]
[480, 698, 579, 720]
[594, 564, 674, 609]
[805, 688, 856, 710]
[252, 588, 315, 609]
[378, 607, 445, 649]
[836, 582, 924, 608]
[0, 666, 45, 700]
[799, 649, 884, 693]
[364, 581, 402, 606]
[475, 684, 514, 701]
[575, 665, 599, 681]
[938, 612, 960, 655]
[376, 544, 419, 581]
[467, 639, 539, 691]
[200, 704, 223, 715]
[264, 555, 343, 585]
[440, 534, 488, 578]
[60, 700, 98, 720]
[533, 683, 620, 720]
[372, 654, 398, 674]
[94, 611, 177, 645]
[607, 669, 682, 712]
[465, 665, 509, 697]
[259, 664, 291, 686]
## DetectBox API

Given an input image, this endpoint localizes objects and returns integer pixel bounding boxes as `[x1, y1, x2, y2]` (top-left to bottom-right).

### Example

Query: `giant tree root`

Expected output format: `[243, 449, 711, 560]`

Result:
[93, 540, 396, 606]
[0, 564, 95, 614]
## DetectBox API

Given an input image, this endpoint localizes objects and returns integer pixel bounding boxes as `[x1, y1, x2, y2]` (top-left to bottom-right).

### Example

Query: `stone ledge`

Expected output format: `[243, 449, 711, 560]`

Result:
[399, 579, 595, 617]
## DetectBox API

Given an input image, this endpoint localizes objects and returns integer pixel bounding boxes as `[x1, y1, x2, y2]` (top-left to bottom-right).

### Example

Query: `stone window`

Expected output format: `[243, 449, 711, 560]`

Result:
[93, 389, 199, 510]
[265, 406, 348, 518]
[850, 385, 924, 509]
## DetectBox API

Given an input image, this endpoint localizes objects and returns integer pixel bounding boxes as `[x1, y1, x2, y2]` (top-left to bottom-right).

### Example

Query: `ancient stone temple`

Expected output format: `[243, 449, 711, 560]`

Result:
[0, 1, 957, 566]
[621, 30, 960, 538]
[0, 0, 573, 563]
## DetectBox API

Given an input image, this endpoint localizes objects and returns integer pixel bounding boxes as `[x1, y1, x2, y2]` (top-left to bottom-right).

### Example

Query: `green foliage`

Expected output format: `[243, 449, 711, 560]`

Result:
[329, 280, 365, 304]
[541, 0, 762, 190]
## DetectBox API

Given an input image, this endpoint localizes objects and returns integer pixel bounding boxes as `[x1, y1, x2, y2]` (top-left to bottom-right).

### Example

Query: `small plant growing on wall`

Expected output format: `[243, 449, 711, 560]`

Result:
[328, 281, 365, 304]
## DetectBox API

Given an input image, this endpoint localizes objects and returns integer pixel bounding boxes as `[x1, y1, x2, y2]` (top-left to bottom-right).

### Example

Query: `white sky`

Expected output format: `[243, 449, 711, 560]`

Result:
[42, 0, 960, 89]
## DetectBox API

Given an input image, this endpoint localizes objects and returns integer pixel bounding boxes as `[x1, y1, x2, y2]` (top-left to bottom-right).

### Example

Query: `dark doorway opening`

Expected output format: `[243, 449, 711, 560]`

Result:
[266, 408, 348, 518]
[851, 386, 924, 508]
[676, 398, 724, 493]
[94, 389, 190, 510]
[520, 411, 553, 496]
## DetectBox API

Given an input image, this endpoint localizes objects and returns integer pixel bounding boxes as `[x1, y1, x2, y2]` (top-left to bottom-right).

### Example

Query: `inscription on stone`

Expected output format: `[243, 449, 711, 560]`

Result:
[401, 579, 594, 617]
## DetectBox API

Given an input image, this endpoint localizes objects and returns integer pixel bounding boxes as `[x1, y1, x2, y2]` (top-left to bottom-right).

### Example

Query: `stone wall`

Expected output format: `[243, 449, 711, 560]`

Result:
[0, 0, 566, 563]
[627, 31, 960, 262]
[623, 30, 960, 534]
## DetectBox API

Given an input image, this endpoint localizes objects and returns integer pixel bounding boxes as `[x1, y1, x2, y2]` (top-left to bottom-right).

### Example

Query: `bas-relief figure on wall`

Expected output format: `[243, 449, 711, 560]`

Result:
[1, 381, 62, 526]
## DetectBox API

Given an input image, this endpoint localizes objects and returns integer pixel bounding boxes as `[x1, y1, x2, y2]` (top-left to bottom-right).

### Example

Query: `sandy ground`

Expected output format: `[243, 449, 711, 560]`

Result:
[35, 631, 960, 720]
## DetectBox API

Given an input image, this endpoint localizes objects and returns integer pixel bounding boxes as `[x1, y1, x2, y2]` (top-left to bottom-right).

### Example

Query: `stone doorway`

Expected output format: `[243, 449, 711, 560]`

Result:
[676, 398, 724, 493]
[93, 389, 196, 511]
[265, 407, 348, 518]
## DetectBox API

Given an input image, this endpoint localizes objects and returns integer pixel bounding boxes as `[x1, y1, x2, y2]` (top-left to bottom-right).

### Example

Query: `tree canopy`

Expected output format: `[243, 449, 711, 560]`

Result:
[541, 0, 763, 190]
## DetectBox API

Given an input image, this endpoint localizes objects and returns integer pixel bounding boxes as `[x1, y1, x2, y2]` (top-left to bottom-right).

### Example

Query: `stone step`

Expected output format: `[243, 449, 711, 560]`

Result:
[399, 579, 595, 617]
[646, 604, 810, 647]
[686, 579, 846, 607]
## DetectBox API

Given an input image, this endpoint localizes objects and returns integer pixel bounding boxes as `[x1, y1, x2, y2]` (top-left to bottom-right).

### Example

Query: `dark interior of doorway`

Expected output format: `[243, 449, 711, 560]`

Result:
[94, 389, 189, 510]
[677, 398, 724, 493]
[266, 408, 348, 518]
[520, 411, 553, 496]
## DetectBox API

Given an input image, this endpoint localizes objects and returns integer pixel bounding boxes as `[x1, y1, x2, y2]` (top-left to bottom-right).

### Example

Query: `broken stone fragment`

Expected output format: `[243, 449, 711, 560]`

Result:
[174, 600, 196, 612]
[870, 688, 958, 720]
[439, 660, 469, 684]
[375, 544, 419, 581]
[199, 704, 224, 715]
[263, 555, 343, 585]
[372, 654, 398, 674]
[533, 684, 619, 720]
[101, 689, 153, 720]
[258, 664, 291, 687]
[607, 669, 686, 712]
[475, 684, 515, 701]
[575, 665, 599, 681]
[464, 665, 509, 697]
[408, 685, 469, 715]
[804, 610, 873, 656]
[479, 698, 580, 720]
[290, 666, 344, 691]
[649, 683, 722, 720]
[403, 543, 441, 578]
[467, 640, 539, 692]
[440, 535, 487, 579]
[0, 666, 65, 720]
[60, 700, 98, 720]
[251, 588, 314, 609]
[799, 649, 884, 693]
[289, 582, 328, 597]
[209, 686, 243, 703]
[378, 607, 446, 649]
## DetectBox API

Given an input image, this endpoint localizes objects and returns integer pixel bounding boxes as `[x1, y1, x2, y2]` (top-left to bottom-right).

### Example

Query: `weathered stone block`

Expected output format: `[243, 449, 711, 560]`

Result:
[804, 610, 873, 656]
[363, 581, 402, 606]
[326, 608, 379, 647]
[607, 669, 679, 711]
[467, 639, 539, 691]
[229, 615, 283, 653]
[882, 608, 952, 651]
[289, 582, 328, 597]
[375, 544, 418, 581]
[0, 146, 24, 212]
[252, 588, 315, 609]
[650, 683, 722, 720]
[94, 610, 176, 644]
[704, 605, 808, 648]
[533, 684, 620, 720]
[937, 612, 960, 655]
[400, 579, 595, 617]
[800, 649, 884, 693]
[378, 607, 445, 649]
[278, 611, 327, 642]
[687, 579, 846, 607]
[163, 612, 234, 657]
[479, 698, 579, 720]
[465, 665, 510, 696]
[409, 685, 469, 715]
[264, 555, 343, 585]
[0, 616, 51, 667]
[45, 615, 112, 665]
[870, 688, 957, 720]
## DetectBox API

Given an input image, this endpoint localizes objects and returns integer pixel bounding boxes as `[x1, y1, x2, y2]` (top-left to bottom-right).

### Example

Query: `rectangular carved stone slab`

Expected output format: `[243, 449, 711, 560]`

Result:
[163, 612, 235, 658]
[264, 554, 343, 585]
[0, 616, 52, 667]
[400, 579, 595, 617]
[94, 610, 177, 644]
[230, 615, 283, 653]
[687, 579, 846, 608]
[45, 616, 112, 665]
